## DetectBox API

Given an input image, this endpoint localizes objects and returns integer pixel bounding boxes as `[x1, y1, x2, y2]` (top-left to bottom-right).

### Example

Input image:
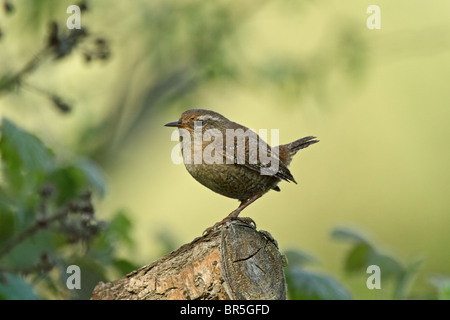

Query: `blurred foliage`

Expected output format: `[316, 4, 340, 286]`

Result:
[0, 118, 139, 299]
[0, 3, 109, 113]
[331, 227, 422, 300]
[0, 0, 368, 164]
[284, 249, 352, 300]
[429, 276, 450, 300]
[284, 227, 448, 300]
[0, 1, 125, 299]
[0, 0, 369, 164]
[0, 0, 448, 300]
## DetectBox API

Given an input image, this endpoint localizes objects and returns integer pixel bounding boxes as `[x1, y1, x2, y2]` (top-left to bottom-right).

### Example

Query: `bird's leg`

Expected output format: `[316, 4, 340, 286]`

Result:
[203, 191, 265, 235]
[229, 191, 265, 218]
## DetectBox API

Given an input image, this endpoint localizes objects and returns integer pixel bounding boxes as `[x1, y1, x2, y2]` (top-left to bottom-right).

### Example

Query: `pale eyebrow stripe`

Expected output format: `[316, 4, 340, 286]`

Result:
[197, 114, 221, 121]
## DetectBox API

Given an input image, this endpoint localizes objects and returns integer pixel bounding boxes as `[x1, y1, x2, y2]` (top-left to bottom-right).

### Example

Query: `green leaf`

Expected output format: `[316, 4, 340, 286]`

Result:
[91, 210, 134, 262]
[284, 249, 318, 267]
[331, 227, 369, 245]
[106, 210, 134, 248]
[75, 159, 106, 197]
[332, 226, 416, 299]
[0, 273, 39, 300]
[0, 118, 56, 227]
[48, 165, 88, 204]
[0, 208, 16, 246]
[0, 118, 55, 209]
[0, 118, 55, 176]
[2, 231, 54, 267]
[344, 243, 372, 273]
[62, 258, 107, 300]
[332, 226, 404, 278]
[286, 266, 352, 300]
[430, 275, 450, 300]
[439, 285, 450, 300]
[369, 250, 404, 280]
[394, 259, 422, 300]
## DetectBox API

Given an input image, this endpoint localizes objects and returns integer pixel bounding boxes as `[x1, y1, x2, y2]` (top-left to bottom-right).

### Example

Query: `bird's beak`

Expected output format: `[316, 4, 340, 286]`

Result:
[164, 120, 184, 128]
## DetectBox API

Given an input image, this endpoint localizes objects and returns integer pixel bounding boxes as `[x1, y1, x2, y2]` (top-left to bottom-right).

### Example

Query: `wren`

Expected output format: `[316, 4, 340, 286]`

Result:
[165, 109, 318, 233]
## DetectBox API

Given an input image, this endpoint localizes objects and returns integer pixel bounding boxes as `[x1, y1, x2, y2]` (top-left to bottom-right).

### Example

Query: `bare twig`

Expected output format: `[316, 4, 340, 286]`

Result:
[0, 208, 69, 260]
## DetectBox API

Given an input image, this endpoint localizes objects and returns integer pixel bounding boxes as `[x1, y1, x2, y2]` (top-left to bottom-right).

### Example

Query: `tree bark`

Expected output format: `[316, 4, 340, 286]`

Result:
[91, 221, 287, 300]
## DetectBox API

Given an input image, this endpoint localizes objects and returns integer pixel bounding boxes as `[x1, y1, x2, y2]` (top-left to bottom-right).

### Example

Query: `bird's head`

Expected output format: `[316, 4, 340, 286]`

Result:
[164, 109, 228, 132]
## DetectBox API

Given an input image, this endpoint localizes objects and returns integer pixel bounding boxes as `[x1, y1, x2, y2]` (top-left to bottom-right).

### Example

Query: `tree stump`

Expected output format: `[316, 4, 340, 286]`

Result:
[91, 221, 287, 300]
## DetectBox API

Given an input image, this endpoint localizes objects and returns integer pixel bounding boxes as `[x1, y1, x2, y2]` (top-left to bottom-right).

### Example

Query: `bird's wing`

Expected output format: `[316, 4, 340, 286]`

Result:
[220, 129, 296, 183]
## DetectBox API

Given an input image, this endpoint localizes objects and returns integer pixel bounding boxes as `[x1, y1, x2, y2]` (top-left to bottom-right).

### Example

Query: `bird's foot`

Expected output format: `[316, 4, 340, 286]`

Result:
[202, 216, 256, 236]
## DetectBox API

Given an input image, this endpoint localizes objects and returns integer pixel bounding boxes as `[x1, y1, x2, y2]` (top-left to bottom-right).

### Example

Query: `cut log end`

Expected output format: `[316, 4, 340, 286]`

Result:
[91, 221, 286, 300]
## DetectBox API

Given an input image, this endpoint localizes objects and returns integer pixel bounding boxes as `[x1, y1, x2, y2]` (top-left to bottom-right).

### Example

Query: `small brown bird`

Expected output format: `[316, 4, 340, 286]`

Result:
[165, 109, 318, 233]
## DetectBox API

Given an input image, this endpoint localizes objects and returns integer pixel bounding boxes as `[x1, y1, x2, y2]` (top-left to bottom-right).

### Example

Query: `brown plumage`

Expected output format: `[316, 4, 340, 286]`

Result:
[165, 109, 318, 233]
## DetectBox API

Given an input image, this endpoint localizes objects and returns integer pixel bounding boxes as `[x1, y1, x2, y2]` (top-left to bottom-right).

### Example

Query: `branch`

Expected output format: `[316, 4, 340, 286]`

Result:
[91, 221, 287, 300]
[0, 208, 68, 260]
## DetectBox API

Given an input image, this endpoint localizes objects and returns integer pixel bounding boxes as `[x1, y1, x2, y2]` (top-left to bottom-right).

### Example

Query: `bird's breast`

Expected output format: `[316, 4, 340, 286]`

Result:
[184, 162, 278, 201]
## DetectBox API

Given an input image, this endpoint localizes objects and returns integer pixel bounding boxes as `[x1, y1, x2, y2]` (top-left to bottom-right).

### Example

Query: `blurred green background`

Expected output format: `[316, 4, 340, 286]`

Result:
[0, 0, 449, 299]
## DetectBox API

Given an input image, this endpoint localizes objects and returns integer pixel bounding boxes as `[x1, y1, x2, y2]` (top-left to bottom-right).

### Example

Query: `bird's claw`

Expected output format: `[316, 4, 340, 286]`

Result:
[202, 216, 256, 236]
